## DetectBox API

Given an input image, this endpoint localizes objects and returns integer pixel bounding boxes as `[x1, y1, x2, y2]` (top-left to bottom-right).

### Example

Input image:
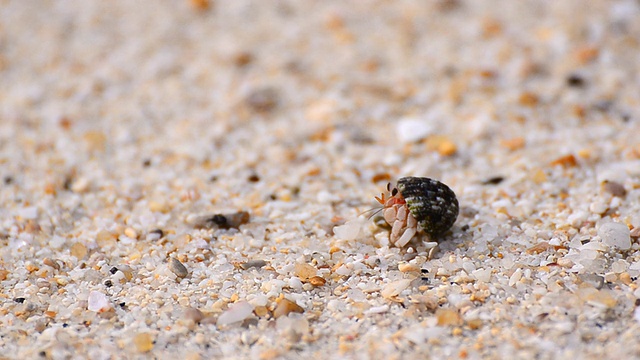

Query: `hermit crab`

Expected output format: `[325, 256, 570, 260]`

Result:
[374, 177, 459, 249]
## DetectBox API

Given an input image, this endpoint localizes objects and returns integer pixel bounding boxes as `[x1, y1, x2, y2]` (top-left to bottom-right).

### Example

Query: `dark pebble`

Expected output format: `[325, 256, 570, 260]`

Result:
[240, 260, 267, 270]
[245, 87, 279, 112]
[169, 258, 189, 278]
[233, 51, 253, 67]
[566, 74, 586, 87]
[193, 211, 250, 230]
[110, 267, 118, 274]
[593, 100, 613, 112]
[14, 297, 26, 303]
[579, 274, 604, 290]
[482, 176, 504, 185]
[602, 180, 626, 198]
[149, 229, 164, 239]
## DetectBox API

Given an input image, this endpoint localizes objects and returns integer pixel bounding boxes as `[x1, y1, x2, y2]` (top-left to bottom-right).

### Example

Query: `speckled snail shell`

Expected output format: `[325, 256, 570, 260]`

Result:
[376, 176, 459, 247]
[396, 177, 459, 238]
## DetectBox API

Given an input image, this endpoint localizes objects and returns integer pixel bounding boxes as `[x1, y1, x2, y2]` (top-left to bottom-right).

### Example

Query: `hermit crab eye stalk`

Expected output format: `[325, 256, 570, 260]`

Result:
[374, 176, 459, 248]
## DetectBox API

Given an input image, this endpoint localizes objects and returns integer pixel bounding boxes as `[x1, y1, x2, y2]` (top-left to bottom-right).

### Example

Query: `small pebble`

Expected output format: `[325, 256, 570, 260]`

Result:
[146, 229, 164, 241]
[309, 276, 326, 287]
[436, 308, 462, 326]
[193, 211, 250, 230]
[88, 291, 111, 312]
[598, 222, 631, 250]
[566, 73, 586, 87]
[124, 227, 138, 239]
[70, 242, 87, 259]
[254, 306, 269, 318]
[396, 118, 433, 143]
[556, 258, 574, 268]
[245, 87, 279, 112]
[273, 298, 304, 318]
[96, 230, 118, 249]
[294, 262, 317, 280]
[183, 307, 205, 324]
[118, 265, 134, 281]
[276, 314, 309, 336]
[619, 272, 632, 285]
[17, 206, 38, 220]
[482, 176, 504, 185]
[217, 301, 254, 326]
[602, 180, 626, 198]
[365, 305, 389, 315]
[398, 262, 420, 273]
[579, 274, 605, 290]
[133, 333, 154, 353]
[170, 258, 189, 278]
[71, 177, 90, 193]
[333, 220, 362, 241]
[241, 260, 267, 270]
[42, 258, 60, 270]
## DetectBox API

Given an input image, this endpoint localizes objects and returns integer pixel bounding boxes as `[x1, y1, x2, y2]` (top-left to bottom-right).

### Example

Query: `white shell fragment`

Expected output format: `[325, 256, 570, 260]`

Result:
[395, 118, 433, 143]
[217, 301, 254, 326]
[381, 279, 412, 299]
[598, 222, 631, 250]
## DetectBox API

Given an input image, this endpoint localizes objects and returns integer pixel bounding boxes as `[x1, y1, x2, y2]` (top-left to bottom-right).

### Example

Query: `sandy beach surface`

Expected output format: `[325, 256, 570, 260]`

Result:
[2, 1, 640, 359]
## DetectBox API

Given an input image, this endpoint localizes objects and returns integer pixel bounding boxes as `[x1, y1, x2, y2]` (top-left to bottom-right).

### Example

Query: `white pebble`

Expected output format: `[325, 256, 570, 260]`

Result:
[589, 201, 609, 215]
[634, 307, 640, 323]
[334, 264, 352, 276]
[71, 177, 90, 193]
[598, 222, 631, 250]
[333, 220, 361, 241]
[471, 268, 492, 282]
[87, 291, 110, 312]
[396, 118, 433, 143]
[16, 206, 38, 220]
[217, 301, 254, 326]
[49, 236, 66, 249]
[288, 277, 303, 292]
[276, 313, 309, 335]
[509, 268, 522, 286]
[317, 190, 340, 203]
[365, 305, 389, 315]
